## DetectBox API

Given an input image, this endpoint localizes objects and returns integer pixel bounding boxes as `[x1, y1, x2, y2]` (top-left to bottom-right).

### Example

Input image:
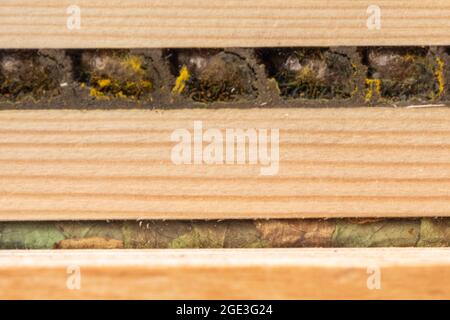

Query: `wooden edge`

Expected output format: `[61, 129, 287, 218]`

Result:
[0, 248, 450, 299]
[1, 0, 450, 48]
[1, 107, 450, 220]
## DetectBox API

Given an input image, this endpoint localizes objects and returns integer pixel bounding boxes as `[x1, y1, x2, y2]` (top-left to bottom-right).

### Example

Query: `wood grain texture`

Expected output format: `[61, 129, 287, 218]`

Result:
[1, 248, 450, 299]
[0, 107, 450, 220]
[1, 0, 450, 48]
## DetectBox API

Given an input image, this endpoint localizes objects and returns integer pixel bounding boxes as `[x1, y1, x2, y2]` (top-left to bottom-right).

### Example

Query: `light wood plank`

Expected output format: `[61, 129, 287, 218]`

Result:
[1, 0, 450, 48]
[1, 248, 450, 299]
[0, 108, 450, 220]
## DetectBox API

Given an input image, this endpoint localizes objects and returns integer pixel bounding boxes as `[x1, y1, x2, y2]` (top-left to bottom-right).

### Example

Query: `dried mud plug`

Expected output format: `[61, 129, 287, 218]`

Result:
[366, 47, 444, 103]
[79, 50, 154, 100]
[170, 50, 257, 103]
[258, 48, 358, 100]
[0, 50, 63, 102]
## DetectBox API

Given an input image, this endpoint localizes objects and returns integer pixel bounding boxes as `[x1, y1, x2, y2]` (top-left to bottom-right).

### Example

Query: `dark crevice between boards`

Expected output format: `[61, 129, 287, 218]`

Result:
[0, 218, 449, 249]
[0, 47, 449, 109]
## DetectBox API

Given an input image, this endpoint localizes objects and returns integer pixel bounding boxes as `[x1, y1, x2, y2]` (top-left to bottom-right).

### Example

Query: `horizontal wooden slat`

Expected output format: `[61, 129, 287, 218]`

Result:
[1, 248, 450, 299]
[1, 0, 450, 48]
[0, 107, 450, 220]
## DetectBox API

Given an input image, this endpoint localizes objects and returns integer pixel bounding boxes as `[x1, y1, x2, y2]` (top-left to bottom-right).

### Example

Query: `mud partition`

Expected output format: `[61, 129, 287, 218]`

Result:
[0, 47, 449, 109]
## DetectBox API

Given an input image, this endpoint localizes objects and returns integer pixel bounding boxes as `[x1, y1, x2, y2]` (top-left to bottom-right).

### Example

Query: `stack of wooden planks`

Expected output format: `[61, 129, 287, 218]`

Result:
[0, 0, 450, 299]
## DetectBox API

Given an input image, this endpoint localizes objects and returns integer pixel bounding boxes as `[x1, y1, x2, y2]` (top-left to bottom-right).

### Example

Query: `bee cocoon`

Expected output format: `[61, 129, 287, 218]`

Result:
[257, 48, 360, 100]
[170, 50, 258, 103]
[366, 47, 444, 102]
[0, 50, 64, 102]
[79, 50, 155, 101]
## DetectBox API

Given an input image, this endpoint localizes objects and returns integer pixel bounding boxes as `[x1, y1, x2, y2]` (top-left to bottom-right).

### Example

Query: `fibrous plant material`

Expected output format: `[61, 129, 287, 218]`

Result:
[0, 50, 64, 102]
[0, 218, 449, 249]
[78, 50, 154, 101]
[365, 47, 444, 103]
[169, 49, 258, 103]
[257, 48, 361, 100]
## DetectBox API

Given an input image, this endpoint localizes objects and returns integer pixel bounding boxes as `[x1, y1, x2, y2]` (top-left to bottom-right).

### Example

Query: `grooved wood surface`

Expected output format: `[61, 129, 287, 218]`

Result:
[1, 249, 450, 299]
[0, 108, 450, 220]
[1, 0, 450, 48]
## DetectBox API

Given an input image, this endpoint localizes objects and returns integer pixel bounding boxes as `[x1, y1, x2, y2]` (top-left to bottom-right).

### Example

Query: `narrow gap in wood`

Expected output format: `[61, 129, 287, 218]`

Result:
[0, 46, 449, 108]
[0, 218, 447, 249]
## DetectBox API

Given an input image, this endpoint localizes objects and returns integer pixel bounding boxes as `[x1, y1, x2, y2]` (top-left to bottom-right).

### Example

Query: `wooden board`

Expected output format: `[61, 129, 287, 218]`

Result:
[1, 107, 450, 220]
[1, 0, 450, 48]
[1, 248, 450, 299]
